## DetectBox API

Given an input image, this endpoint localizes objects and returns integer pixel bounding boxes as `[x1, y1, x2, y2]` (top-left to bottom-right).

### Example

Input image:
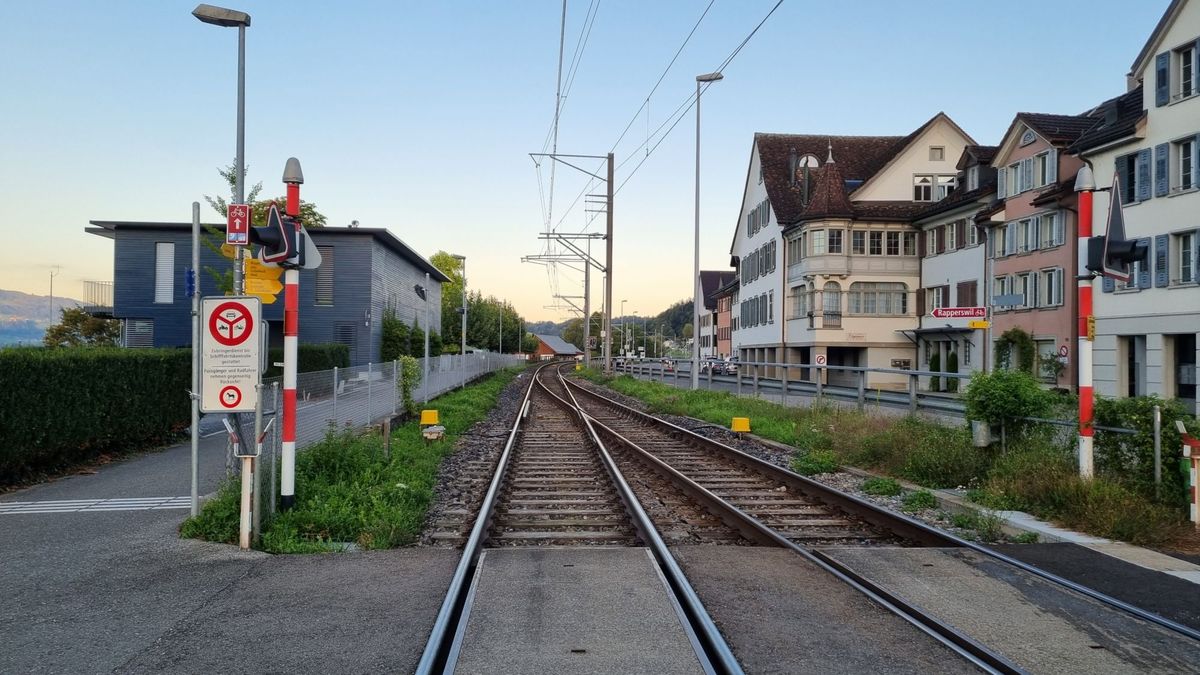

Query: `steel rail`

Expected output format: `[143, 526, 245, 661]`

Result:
[546, 366, 741, 675]
[563, 376, 1200, 644]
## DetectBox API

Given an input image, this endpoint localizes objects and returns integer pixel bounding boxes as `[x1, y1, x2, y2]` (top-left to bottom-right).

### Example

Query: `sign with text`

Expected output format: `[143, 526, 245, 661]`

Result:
[931, 307, 987, 319]
[227, 204, 251, 245]
[201, 297, 261, 413]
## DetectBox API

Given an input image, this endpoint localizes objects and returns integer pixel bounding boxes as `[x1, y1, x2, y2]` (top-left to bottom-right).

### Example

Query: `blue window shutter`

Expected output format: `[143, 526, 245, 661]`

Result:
[1156, 52, 1170, 106]
[996, 167, 1006, 199]
[1155, 143, 1169, 196]
[1102, 275, 1115, 293]
[1136, 149, 1152, 201]
[1138, 238, 1152, 288]
[1155, 234, 1169, 287]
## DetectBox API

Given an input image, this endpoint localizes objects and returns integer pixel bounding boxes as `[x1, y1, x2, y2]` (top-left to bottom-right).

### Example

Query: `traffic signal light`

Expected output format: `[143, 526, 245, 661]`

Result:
[1085, 173, 1147, 282]
[249, 203, 302, 267]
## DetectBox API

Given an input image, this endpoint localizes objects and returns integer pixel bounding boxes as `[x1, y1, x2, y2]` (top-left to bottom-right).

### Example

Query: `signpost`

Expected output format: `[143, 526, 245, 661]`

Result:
[931, 307, 987, 319]
[200, 297, 261, 413]
[968, 320, 990, 329]
[245, 258, 283, 304]
[227, 203, 251, 245]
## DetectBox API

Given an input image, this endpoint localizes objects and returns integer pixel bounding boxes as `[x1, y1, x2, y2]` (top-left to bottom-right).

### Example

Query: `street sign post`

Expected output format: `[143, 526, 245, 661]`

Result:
[931, 307, 987, 319]
[200, 297, 261, 413]
[227, 203, 251, 245]
[244, 258, 283, 304]
[968, 320, 990, 329]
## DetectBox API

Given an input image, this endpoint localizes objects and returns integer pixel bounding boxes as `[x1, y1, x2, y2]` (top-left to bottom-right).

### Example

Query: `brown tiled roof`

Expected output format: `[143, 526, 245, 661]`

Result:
[1067, 85, 1145, 155]
[700, 270, 735, 310]
[974, 200, 1005, 223]
[1018, 112, 1097, 144]
[850, 201, 931, 221]
[756, 132, 904, 224]
[956, 145, 998, 170]
[1030, 178, 1078, 207]
[713, 275, 739, 299]
[914, 178, 997, 222]
[801, 157, 855, 219]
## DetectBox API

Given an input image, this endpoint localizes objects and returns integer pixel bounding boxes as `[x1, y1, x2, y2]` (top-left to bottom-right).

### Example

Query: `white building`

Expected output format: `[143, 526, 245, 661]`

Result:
[911, 146, 998, 388]
[1070, 0, 1200, 411]
[728, 113, 975, 387]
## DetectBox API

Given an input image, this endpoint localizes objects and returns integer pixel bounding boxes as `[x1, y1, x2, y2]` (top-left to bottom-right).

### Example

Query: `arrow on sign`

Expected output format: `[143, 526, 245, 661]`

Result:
[246, 291, 278, 305]
[245, 278, 283, 295]
[244, 258, 283, 281]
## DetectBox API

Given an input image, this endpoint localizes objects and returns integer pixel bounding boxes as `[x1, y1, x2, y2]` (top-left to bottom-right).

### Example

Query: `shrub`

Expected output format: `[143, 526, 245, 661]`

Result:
[902, 490, 937, 512]
[792, 449, 838, 476]
[0, 348, 191, 482]
[928, 352, 941, 392]
[963, 369, 1055, 428]
[862, 477, 902, 496]
[397, 355, 421, 416]
[995, 327, 1035, 373]
[1012, 532, 1040, 544]
[265, 343, 349, 378]
[380, 309, 410, 363]
[1093, 395, 1191, 506]
[945, 351, 959, 393]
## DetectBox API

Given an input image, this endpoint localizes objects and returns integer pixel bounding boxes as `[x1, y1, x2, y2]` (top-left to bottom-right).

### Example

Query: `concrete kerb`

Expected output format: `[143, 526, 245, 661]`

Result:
[744, 431, 1200, 585]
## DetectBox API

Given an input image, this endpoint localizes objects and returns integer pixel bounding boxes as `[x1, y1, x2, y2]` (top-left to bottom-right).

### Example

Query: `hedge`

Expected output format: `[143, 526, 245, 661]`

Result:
[0, 348, 191, 482]
[264, 343, 349, 378]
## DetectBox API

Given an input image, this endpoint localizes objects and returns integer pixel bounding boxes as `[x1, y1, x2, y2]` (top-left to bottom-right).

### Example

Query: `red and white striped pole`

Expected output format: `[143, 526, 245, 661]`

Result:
[280, 158, 303, 510]
[1075, 164, 1095, 479]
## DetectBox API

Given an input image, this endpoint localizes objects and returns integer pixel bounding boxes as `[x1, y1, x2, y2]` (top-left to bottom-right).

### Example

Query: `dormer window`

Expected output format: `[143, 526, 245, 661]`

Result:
[967, 166, 979, 191]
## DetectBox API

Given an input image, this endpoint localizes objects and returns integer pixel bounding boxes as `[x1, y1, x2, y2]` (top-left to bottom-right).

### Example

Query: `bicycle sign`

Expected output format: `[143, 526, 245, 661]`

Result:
[200, 297, 261, 413]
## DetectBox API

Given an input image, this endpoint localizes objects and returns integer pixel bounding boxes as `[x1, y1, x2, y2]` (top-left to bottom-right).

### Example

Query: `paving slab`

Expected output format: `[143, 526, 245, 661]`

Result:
[820, 546, 1199, 674]
[669, 546, 972, 675]
[449, 547, 706, 675]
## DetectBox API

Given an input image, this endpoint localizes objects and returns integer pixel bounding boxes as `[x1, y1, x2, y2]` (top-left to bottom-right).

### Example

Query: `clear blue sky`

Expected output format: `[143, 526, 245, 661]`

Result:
[0, 0, 1166, 322]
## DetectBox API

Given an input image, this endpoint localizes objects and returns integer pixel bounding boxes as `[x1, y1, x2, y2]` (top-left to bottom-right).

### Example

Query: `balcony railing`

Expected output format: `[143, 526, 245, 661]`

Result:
[82, 280, 114, 316]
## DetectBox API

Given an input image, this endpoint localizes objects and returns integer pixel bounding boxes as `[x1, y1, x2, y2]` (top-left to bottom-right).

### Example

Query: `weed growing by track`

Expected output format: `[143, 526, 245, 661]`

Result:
[579, 369, 1186, 547]
[181, 367, 521, 552]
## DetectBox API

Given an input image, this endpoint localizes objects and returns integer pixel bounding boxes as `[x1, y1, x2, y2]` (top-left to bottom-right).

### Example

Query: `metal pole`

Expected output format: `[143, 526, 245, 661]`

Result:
[270, 381, 278, 515]
[461, 257, 467, 389]
[393, 359, 398, 416]
[424, 272, 431, 404]
[583, 239, 591, 368]
[605, 153, 614, 374]
[692, 78, 702, 390]
[367, 362, 373, 424]
[280, 168, 302, 511]
[332, 366, 339, 424]
[1077, 181, 1095, 478]
[190, 202, 201, 517]
[232, 24, 246, 296]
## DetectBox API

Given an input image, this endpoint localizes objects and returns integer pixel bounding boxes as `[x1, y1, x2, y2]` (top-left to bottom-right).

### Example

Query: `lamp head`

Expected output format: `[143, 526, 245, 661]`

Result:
[192, 4, 250, 27]
[696, 72, 724, 83]
[1074, 164, 1096, 192]
[282, 157, 304, 185]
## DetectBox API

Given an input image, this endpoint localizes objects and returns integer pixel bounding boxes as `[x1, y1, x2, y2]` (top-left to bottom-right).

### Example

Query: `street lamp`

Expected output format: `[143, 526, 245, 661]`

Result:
[415, 277, 430, 403]
[620, 299, 628, 357]
[452, 254, 467, 389]
[193, 3, 250, 294]
[694, 71, 722, 390]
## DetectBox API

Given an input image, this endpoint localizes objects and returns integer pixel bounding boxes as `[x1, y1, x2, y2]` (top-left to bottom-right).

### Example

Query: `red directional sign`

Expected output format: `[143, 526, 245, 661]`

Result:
[931, 307, 987, 319]
[219, 385, 242, 409]
[227, 203, 251, 245]
[208, 301, 254, 346]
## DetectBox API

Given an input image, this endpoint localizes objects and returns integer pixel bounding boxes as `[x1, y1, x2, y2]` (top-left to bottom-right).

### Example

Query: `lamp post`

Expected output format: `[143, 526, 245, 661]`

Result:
[1074, 164, 1096, 478]
[694, 71, 723, 389]
[452, 254, 467, 389]
[620, 299, 628, 357]
[192, 3, 250, 295]
[48, 267, 60, 324]
[415, 276, 430, 403]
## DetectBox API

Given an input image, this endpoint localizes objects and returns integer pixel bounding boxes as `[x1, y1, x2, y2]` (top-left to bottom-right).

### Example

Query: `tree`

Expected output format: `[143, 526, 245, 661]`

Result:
[430, 251, 464, 340]
[561, 317, 584, 350]
[202, 162, 329, 294]
[43, 307, 121, 348]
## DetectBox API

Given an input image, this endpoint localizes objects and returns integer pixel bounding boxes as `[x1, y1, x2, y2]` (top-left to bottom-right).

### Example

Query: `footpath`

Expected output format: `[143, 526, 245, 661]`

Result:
[0, 430, 456, 674]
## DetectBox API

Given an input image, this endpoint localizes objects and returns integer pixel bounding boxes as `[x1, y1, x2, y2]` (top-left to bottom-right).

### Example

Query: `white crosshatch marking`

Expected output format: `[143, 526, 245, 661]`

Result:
[0, 497, 190, 515]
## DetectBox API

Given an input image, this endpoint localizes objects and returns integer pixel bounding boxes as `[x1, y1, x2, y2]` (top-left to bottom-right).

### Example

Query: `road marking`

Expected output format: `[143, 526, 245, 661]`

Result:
[0, 496, 190, 515]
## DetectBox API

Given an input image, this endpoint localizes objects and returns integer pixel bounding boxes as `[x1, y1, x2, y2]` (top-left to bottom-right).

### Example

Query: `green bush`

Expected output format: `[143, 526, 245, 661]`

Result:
[1094, 395, 1191, 506]
[380, 309, 410, 363]
[0, 348, 191, 482]
[902, 490, 937, 512]
[862, 477, 902, 496]
[928, 352, 941, 392]
[264, 343, 349, 378]
[849, 417, 983, 488]
[397, 355, 421, 416]
[945, 351, 959, 393]
[792, 449, 838, 475]
[963, 369, 1055, 428]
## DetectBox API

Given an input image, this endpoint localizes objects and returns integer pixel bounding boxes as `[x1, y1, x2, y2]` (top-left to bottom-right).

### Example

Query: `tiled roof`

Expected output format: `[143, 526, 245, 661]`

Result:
[713, 274, 739, 298]
[801, 156, 855, 219]
[1067, 85, 1145, 155]
[535, 334, 581, 355]
[973, 200, 1005, 222]
[700, 270, 736, 310]
[1030, 178, 1078, 207]
[850, 201, 931, 221]
[913, 178, 997, 222]
[1018, 112, 1098, 144]
[956, 145, 998, 170]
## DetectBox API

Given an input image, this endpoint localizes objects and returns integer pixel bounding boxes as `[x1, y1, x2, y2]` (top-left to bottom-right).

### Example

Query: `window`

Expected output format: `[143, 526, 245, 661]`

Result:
[903, 232, 917, 256]
[913, 175, 933, 201]
[790, 284, 809, 319]
[963, 340, 972, 366]
[315, 246, 334, 305]
[1004, 221, 1017, 256]
[851, 230, 866, 255]
[930, 146, 945, 161]
[1177, 138, 1195, 191]
[822, 281, 842, 322]
[886, 231, 901, 256]
[811, 230, 827, 255]
[1040, 267, 1064, 307]
[937, 175, 957, 199]
[848, 282, 907, 315]
[927, 285, 948, 312]
[1034, 150, 1057, 187]
[869, 231, 883, 255]
[1016, 272, 1034, 307]
[945, 223, 957, 250]
[1006, 164, 1020, 197]
[124, 319, 154, 348]
[967, 221, 980, 246]
[967, 165, 979, 191]
[1118, 254, 1145, 291]
[1019, 218, 1036, 252]
[154, 242, 174, 304]
[1179, 46, 1195, 100]
[768, 290, 774, 323]
[992, 275, 1011, 311]
[1036, 340, 1059, 383]
[1037, 211, 1063, 248]
[1177, 231, 1196, 283]
[1115, 151, 1151, 204]
[956, 280, 977, 307]
[828, 229, 843, 254]
[787, 234, 804, 266]
[926, 229, 938, 256]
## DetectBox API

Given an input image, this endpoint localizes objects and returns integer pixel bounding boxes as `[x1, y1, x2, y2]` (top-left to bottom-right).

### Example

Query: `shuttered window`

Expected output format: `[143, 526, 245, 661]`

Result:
[154, 242, 174, 304]
[124, 319, 154, 348]
[315, 246, 334, 305]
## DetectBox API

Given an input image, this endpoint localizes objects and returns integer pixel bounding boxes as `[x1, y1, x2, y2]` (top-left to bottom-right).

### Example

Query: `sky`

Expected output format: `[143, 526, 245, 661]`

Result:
[0, 1, 1169, 323]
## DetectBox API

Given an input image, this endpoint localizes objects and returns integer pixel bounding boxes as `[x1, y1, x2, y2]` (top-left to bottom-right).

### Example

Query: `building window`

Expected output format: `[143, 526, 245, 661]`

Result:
[913, 175, 934, 201]
[869, 231, 883, 256]
[886, 231, 901, 256]
[811, 230, 827, 256]
[848, 282, 907, 315]
[1016, 272, 1036, 308]
[956, 280, 977, 307]
[822, 281, 842, 326]
[927, 285, 948, 312]
[787, 234, 804, 266]
[930, 146, 945, 161]
[124, 319, 154, 348]
[1019, 218, 1035, 252]
[963, 340, 972, 366]
[1034, 150, 1057, 187]
[1177, 138, 1195, 191]
[926, 230, 937, 256]
[315, 246, 334, 305]
[937, 175, 957, 199]
[154, 242, 174, 304]
[1115, 151, 1150, 204]
[1179, 45, 1196, 100]
[967, 166, 979, 191]
[945, 223, 958, 250]
[1037, 211, 1063, 249]
[903, 232, 917, 256]
[992, 275, 1011, 311]
[967, 222, 980, 247]
[1003, 221, 1017, 256]
[828, 229, 843, 254]
[1176, 231, 1196, 283]
[790, 284, 808, 319]
[851, 230, 865, 255]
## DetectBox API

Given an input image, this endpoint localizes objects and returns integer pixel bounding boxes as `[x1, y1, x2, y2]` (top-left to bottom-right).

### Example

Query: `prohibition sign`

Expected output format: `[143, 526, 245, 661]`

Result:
[219, 385, 242, 409]
[815, 354, 827, 366]
[209, 301, 255, 346]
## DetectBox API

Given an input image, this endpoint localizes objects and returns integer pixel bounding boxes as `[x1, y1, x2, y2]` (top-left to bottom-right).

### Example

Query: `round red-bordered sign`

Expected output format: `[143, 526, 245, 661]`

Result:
[209, 302, 254, 347]
[815, 354, 827, 366]
[219, 385, 243, 409]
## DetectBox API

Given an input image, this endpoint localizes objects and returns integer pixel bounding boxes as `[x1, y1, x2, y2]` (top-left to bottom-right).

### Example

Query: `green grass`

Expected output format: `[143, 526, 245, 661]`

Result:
[1012, 531, 1040, 544]
[901, 490, 937, 512]
[181, 367, 522, 553]
[581, 368, 1187, 548]
[862, 477, 902, 496]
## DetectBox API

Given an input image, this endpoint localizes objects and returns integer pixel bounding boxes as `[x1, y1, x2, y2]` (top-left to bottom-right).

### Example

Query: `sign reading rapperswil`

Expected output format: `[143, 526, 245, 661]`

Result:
[201, 297, 261, 413]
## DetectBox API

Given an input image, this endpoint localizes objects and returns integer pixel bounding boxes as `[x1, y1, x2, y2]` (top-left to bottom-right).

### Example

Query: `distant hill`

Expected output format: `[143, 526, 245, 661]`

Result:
[0, 289, 83, 346]
[526, 320, 570, 336]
